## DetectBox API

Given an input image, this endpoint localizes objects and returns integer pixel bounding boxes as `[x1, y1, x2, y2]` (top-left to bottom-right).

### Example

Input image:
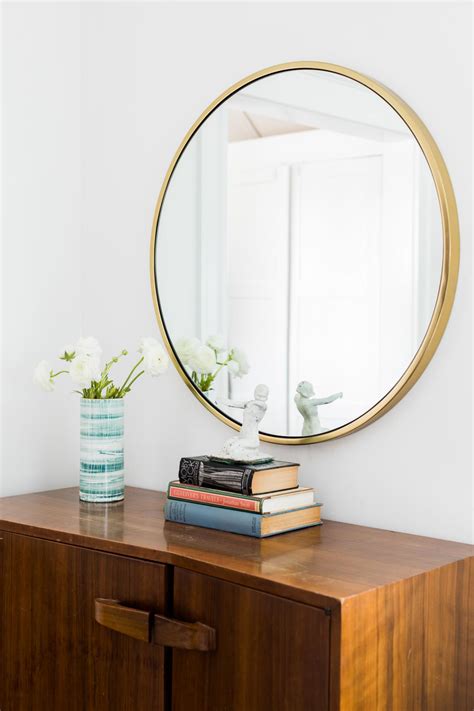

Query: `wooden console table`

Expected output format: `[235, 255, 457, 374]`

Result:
[0, 487, 472, 710]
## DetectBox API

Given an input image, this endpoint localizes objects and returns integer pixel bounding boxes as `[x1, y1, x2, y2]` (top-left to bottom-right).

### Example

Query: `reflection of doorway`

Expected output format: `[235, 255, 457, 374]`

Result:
[227, 129, 419, 434]
[227, 164, 290, 435]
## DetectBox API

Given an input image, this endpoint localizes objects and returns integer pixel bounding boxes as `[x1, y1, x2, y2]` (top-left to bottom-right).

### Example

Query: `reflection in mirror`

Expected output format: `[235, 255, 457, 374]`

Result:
[155, 69, 443, 437]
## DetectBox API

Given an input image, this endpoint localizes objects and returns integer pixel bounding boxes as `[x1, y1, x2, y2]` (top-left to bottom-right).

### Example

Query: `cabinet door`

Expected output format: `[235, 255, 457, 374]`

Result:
[0, 532, 166, 711]
[172, 569, 330, 711]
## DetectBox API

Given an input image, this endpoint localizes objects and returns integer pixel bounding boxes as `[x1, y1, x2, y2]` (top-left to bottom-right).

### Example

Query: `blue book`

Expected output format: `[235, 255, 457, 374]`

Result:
[165, 498, 322, 538]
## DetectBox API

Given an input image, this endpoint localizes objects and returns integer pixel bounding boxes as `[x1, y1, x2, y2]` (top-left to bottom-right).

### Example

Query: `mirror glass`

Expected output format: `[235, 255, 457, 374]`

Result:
[154, 69, 443, 438]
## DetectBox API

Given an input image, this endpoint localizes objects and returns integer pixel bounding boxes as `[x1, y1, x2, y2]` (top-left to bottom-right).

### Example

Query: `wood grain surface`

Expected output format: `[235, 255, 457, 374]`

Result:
[1, 486, 472, 710]
[1, 532, 166, 711]
[334, 556, 473, 710]
[0, 486, 471, 609]
[172, 568, 331, 710]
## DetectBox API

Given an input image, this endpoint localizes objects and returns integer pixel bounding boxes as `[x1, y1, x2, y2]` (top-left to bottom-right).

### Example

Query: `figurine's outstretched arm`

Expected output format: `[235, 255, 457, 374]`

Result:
[218, 397, 246, 410]
[314, 392, 343, 405]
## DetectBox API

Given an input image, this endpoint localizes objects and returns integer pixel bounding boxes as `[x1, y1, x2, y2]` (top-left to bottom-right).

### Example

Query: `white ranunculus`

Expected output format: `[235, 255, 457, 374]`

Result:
[206, 334, 225, 352]
[138, 336, 160, 354]
[188, 344, 216, 374]
[34, 360, 55, 392]
[230, 348, 250, 378]
[227, 359, 240, 376]
[175, 337, 200, 365]
[69, 354, 101, 389]
[75, 336, 102, 360]
[143, 343, 169, 376]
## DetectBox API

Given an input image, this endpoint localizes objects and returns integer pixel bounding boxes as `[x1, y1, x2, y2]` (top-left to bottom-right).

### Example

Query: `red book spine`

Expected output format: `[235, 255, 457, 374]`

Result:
[169, 486, 260, 512]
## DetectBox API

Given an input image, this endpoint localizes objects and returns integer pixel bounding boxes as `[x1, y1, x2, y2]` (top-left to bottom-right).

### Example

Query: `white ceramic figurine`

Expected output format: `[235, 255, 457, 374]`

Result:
[214, 384, 272, 463]
[295, 381, 343, 436]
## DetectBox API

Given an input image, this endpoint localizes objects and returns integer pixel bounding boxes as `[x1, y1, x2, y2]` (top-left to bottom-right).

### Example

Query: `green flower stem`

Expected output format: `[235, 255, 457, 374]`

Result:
[116, 356, 144, 397]
[209, 353, 231, 382]
[51, 370, 69, 378]
[212, 361, 227, 379]
[102, 350, 127, 379]
[124, 370, 145, 392]
[198, 372, 214, 392]
[189, 354, 233, 393]
[82, 350, 129, 399]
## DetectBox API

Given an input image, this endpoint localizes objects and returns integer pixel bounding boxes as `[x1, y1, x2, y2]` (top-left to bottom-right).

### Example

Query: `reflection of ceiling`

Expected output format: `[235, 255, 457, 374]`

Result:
[228, 109, 314, 142]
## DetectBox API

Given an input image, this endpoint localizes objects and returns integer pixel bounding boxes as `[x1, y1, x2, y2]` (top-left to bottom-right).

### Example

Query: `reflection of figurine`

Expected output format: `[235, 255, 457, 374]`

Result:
[295, 381, 343, 436]
[214, 384, 272, 462]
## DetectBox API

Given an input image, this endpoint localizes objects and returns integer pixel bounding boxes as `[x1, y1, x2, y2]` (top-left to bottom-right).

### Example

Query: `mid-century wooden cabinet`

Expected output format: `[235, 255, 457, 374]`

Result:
[0, 487, 472, 710]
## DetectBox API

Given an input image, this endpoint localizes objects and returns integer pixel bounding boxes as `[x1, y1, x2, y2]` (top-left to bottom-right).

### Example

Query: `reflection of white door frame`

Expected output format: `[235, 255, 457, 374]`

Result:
[228, 93, 407, 144]
[290, 155, 385, 431]
[225, 164, 291, 434]
[227, 70, 409, 141]
[229, 128, 418, 433]
[287, 165, 299, 431]
[198, 112, 229, 345]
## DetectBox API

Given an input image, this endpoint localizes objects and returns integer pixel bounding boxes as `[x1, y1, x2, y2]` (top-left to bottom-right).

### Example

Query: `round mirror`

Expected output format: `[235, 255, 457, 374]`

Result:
[151, 62, 458, 443]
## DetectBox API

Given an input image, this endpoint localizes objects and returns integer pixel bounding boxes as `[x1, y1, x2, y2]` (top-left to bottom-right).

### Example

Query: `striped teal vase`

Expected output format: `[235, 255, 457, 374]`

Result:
[80, 398, 125, 503]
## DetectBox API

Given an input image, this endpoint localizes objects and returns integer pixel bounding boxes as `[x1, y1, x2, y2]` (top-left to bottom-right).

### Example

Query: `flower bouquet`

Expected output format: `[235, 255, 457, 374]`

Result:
[34, 337, 169, 502]
[175, 335, 249, 393]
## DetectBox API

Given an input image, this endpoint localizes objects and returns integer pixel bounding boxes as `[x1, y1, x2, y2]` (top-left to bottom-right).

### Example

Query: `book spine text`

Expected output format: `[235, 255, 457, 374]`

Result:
[169, 486, 261, 512]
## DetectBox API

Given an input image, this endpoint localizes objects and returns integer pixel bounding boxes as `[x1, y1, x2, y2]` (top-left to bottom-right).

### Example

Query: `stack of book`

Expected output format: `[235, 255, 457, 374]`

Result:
[164, 456, 322, 538]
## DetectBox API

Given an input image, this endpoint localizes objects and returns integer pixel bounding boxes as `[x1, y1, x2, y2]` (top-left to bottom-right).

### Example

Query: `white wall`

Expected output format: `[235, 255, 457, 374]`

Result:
[1, 2, 472, 543]
[1, 3, 81, 496]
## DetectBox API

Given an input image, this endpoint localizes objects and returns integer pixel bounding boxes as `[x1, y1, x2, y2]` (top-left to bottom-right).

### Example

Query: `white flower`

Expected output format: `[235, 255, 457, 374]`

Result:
[69, 354, 101, 389]
[206, 334, 225, 352]
[230, 348, 250, 377]
[143, 342, 169, 376]
[75, 336, 102, 360]
[175, 337, 200, 365]
[138, 336, 160, 354]
[34, 360, 55, 392]
[188, 344, 216, 374]
[227, 359, 240, 376]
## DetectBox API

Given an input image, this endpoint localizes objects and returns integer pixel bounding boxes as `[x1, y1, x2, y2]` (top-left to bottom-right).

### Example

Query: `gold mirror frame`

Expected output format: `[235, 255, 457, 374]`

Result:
[150, 61, 459, 445]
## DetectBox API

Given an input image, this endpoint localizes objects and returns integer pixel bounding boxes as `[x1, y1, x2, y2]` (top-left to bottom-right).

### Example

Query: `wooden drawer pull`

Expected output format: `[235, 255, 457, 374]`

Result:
[152, 613, 216, 651]
[95, 599, 216, 651]
[95, 599, 151, 642]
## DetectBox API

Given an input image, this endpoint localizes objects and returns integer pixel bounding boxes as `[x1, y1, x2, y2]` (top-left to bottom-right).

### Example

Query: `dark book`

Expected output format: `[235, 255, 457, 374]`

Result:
[178, 456, 299, 496]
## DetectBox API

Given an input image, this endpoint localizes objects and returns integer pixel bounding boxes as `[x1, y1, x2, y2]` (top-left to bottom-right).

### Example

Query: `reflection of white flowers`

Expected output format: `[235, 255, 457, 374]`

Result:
[69, 354, 102, 388]
[227, 359, 240, 375]
[175, 337, 200, 365]
[142, 342, 169, 376]
[33, 360, 55, 392]
[189, 345, 217, 374]
[206, 334, 225, 352]
[176, 335, 250, 392]
[231, 348, 250, 377]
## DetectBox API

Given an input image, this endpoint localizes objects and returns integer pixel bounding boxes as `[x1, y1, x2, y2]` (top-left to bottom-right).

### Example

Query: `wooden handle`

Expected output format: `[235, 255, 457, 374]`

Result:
[95, 599, 216, 651]
[95, 599, 151, 642]
[153, 613, 216, 651]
